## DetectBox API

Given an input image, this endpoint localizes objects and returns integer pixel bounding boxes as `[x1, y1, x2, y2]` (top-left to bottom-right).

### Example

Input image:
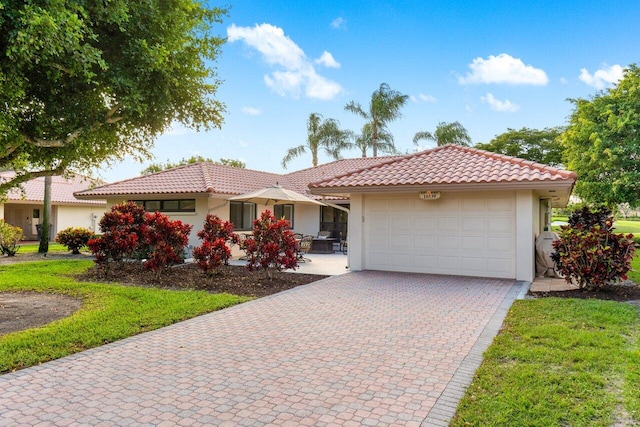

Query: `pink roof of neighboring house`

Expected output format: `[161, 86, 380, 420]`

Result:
[309, 145, 577, 190]
[75, 156, 402, 199]
[1, 173, 106, 205]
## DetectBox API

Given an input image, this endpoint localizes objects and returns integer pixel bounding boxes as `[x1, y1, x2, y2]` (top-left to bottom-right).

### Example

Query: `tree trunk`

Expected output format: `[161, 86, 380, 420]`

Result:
[38, 175, 52, 253]
[372, 123, 378, 157]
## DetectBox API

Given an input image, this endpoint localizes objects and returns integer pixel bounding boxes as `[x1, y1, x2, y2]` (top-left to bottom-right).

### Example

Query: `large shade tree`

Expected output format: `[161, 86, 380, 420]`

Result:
[413, 121, 471, 148]
[0, 1, 227, 194]
[281, 113, 352, 168]
[475, 127, 564, 166]
[561, 64, 640, 207]
[354, 123, 396, 157]
[345, 83, 409, 157]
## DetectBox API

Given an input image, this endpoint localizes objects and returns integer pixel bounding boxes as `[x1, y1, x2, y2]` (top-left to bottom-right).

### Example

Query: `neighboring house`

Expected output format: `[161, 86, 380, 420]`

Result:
[1, 173, 107, 240]
[309, 145, 576, 282]
[75, 145, 576, 282]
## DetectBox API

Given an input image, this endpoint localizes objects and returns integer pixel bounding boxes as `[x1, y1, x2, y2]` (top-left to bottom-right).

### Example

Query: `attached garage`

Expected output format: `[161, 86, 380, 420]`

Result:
[364, 192, 516, 278]
[309, 145, 577, 283]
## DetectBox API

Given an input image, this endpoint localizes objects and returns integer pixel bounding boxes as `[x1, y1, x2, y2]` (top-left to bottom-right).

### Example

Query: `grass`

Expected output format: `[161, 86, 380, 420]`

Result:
[552, 216, 640, 234]
[18, 242, 68, 254]
[452, 298, 640, 426]
[0, 260, 249, 373]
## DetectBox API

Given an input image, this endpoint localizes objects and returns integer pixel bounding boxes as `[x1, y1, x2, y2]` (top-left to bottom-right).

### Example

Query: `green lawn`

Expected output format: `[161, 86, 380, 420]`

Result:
[0, 260, 249, 373]
[552, 216, 640, 234]
[452, 298, 640, 426]
[18, 242, 68, 254]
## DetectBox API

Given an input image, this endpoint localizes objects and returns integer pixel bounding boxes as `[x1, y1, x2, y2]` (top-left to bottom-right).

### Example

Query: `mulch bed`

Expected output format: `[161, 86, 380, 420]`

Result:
[529, 281, 640, 303]
[77, 262, 329, 297]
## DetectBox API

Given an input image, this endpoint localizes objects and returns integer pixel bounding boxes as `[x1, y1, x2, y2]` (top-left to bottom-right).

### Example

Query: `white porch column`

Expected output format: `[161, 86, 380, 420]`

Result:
[348, 194, 364, 271]
[515, 190, 535, 282]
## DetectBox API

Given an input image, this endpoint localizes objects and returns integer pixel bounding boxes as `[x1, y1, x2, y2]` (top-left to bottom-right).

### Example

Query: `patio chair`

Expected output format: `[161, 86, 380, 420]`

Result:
[297, 235, 313, 263]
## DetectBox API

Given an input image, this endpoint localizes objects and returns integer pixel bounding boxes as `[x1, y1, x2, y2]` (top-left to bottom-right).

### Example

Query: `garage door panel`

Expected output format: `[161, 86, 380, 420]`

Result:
[437, 217, 459, 232]
[437, 235, 459, 250]
[488, 217, 513, 233]
[461, 217, 486, 232]
[414, 217, 435, 231]
[462, 198, 486, 211]
[489, 197, 514, 212]
[365, 192, 516, 278]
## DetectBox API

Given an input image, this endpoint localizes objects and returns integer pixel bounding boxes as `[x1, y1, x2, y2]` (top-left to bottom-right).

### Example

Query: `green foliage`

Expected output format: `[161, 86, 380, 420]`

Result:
[281, 113, 352, 168]
[452, 298, 640, 426]
[55, 227, 94, 254]
[345, 83, 409, 157]
[140, 155, 246, 175]
[0, 220, 23, 256]
[0, 1, 227, 194]
[413, 121, 472, 147]
[242, 210, 298, 279]
[0, 260, 247, 373]
[561, 64, 640, 206]
[475, 127, 564, 166]
[353, 122, 396, 157]
[551, 207, 635, 290]
[193, 214, 238, 277]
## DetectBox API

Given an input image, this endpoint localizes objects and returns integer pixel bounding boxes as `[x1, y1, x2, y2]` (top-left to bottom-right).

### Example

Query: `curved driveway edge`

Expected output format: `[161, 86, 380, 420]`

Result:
[1, 271, 520, 426]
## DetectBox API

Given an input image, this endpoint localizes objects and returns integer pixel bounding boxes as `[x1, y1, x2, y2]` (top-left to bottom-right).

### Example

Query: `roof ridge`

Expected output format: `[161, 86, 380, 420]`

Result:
[308, 153, 412, 187]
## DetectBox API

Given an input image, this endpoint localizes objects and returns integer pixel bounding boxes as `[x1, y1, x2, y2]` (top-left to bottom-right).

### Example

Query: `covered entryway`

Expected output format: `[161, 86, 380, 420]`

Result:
[364, 192, 516, 278]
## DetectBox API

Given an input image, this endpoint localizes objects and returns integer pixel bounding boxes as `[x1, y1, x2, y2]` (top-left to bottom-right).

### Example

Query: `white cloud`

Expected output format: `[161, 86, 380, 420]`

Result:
[241, 106, 262, 116]
[481, 93, 520, 112]
[418, 93, 437, 103]
[559, 77, 568, 85]
[331, 17, 346, 29]
[227, 23, 343, 100]
[459, 53, 548, 85]
[579, 64, 624, 89]
[315, 51, 340, 68]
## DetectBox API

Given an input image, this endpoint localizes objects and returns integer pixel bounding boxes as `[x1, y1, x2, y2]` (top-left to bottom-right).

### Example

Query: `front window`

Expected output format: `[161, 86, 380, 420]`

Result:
[274, 204, 294, 228]
[132, 199, 196, 213]
[230, 201, 256, 230]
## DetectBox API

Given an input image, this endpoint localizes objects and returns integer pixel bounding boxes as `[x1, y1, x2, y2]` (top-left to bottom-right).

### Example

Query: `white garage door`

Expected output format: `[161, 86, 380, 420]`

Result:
[364, 192, 516, 278]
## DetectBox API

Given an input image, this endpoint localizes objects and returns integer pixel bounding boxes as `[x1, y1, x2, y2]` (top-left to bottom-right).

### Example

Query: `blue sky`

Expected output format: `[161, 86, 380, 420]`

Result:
[98, 0, 640, 182]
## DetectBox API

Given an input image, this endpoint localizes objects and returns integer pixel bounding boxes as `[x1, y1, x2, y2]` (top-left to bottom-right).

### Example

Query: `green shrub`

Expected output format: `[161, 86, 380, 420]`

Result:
[551, 206, 635, 290]
[55, 227, 94, 254]
[0, 220, 24, 256]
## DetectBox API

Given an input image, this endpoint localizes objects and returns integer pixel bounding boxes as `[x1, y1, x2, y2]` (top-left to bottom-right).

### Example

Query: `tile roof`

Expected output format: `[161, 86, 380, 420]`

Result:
[1, 173, 106, 205]
[309, 145, 577, 190]
[75, 156, 402, 199]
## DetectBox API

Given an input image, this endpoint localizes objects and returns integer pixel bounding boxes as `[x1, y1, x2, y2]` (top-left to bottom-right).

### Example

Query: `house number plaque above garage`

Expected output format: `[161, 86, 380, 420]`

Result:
[418, 191, 441, 200]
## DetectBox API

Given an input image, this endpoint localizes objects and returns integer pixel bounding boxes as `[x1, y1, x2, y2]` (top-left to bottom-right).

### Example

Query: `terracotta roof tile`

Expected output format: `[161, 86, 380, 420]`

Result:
[76, 157, 402, 200]
[1, 173, 106, 205]
[309, 145, 577, 189]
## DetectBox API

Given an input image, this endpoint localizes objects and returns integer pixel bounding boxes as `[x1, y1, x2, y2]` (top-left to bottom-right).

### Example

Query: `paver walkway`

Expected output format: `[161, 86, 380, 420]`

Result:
[0, 272, 521, 426]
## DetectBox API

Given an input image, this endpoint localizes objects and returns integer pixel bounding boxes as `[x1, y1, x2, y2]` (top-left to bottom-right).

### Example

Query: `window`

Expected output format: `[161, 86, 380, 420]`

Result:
[230, 201, 256, 230]
[274, 204, 294, 228]
[131, 199, 196, 213]
[320, 205, 349, 238]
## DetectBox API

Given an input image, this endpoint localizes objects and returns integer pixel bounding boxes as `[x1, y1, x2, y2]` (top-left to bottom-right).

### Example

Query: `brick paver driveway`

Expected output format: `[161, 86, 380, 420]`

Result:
[0, 272, 522, 426]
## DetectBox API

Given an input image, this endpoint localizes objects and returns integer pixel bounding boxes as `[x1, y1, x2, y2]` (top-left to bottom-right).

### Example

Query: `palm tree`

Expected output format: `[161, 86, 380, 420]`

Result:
[413, 121, 472, 148]
[354, 123, 396, 157]
[281, 113, 352, 168]
[345, 83, 409, 157]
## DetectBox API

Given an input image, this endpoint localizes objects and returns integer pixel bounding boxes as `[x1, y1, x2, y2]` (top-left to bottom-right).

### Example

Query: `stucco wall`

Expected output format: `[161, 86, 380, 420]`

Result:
[57, 205, 108, 235]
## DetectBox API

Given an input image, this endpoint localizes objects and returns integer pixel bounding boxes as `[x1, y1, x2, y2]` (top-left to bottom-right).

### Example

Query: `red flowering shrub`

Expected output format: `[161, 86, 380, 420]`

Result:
[88, 202, 147, 275]
[551, 206, 635, 290]
[142, 212, 192, 276]
[193, 214, 238, 277]
[243, 210, 298, 279]
[56, 227, 94, 254]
